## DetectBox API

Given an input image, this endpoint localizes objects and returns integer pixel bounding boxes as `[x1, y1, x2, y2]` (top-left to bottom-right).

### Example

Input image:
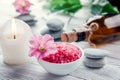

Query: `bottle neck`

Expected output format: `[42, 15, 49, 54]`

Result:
[76, 32, 86, 42]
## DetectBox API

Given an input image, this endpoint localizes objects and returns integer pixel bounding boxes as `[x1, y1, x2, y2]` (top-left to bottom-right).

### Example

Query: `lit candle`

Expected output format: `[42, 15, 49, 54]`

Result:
[11, 18, 17, 39]
[7, 19, 19, 39]
[0, 18, 32, 65]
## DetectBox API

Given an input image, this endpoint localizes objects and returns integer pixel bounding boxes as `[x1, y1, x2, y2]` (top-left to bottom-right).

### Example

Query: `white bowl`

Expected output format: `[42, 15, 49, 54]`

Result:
[39, 43, 84, 76]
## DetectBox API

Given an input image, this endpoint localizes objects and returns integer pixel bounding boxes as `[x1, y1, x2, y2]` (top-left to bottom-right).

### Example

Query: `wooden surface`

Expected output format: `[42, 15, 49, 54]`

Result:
[0, 0, 120, 80]
[0, 41, 120, 80]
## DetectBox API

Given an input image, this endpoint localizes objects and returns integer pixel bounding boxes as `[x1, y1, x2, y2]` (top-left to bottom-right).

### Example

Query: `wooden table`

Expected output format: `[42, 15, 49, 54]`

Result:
[0, 0, 120, 80]
[0, 41, 120, 80]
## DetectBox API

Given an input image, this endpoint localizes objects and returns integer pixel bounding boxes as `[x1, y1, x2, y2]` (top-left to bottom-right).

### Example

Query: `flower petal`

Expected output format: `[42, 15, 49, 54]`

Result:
[42, 34, 54, 44]
[13, 0, 33, 14]
[29, 48, 37, 57]
[29, 34, 57, 60]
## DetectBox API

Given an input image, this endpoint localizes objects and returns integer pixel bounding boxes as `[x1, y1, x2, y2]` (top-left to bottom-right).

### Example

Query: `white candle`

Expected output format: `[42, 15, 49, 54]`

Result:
[0, 18, 32, 65]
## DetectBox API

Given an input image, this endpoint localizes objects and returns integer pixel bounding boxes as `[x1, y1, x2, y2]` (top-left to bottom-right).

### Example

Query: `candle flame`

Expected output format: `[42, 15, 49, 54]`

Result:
[11, 18, 17, 39]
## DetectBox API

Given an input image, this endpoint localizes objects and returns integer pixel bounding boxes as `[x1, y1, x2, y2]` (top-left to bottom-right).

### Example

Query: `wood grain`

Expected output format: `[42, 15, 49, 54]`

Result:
[70, 64, 120, 80]
[0, 61, 83, 80]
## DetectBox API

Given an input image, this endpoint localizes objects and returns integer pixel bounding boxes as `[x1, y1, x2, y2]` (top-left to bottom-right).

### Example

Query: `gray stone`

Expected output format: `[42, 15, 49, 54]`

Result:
[16, 13, 37, 26]
[84, 48, 109, 59]
[83, 58, 105, 68]
[47, 19, 64, 31]
[41, 28, 64, 41]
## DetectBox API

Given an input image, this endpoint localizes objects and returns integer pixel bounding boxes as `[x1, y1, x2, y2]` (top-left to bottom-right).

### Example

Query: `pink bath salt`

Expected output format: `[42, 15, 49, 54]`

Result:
[42, 43, 82, 63]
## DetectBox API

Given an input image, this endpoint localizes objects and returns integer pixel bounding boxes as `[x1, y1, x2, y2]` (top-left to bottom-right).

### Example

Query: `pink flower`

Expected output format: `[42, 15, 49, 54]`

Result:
[13, 0, 33, 14]
[29, 34, 57, 61]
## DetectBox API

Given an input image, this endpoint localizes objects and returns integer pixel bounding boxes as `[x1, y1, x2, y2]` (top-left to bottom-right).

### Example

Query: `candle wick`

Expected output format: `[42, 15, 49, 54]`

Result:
[14, 35, 16, 39]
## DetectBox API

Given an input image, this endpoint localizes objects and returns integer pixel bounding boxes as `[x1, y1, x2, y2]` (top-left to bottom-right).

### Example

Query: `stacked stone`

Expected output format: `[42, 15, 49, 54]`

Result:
[47, 19, 64, 31]
[16, 13, 37, 26]
[83, 48, 109, 68]
[41, 19, 64, 41]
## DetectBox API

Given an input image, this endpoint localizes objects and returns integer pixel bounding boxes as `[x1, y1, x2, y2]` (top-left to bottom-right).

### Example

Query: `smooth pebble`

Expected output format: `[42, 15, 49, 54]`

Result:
[47, 19, 64, 31]
[83, 58, 105, 68]
[84, 48, 109, 59]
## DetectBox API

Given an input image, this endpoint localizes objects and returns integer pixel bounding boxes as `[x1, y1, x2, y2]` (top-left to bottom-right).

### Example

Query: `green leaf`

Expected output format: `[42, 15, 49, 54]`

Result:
[91, 5, 103, 15]
[91, 0, 119, 15]
[47, 0, 82, 15]
[102, 3, 119, 14]
[63, 5, 82, 13]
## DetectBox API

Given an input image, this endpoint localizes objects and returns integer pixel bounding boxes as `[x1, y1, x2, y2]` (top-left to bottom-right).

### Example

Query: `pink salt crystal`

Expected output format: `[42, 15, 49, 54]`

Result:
[42, 43, 82, 63]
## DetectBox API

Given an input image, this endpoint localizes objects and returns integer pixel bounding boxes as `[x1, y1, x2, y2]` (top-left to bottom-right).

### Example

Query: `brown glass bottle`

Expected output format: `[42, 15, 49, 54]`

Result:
[87, 13, 120, 46]
[61, 14, 120, 47]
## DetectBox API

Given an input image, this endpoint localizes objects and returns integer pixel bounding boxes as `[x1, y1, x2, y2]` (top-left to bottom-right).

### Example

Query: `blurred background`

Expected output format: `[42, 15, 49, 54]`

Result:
[0, 0, 119, 42]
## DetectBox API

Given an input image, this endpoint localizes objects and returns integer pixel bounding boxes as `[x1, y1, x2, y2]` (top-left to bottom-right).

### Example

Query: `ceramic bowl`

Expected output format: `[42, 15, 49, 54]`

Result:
[39, 43, 84, 76]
